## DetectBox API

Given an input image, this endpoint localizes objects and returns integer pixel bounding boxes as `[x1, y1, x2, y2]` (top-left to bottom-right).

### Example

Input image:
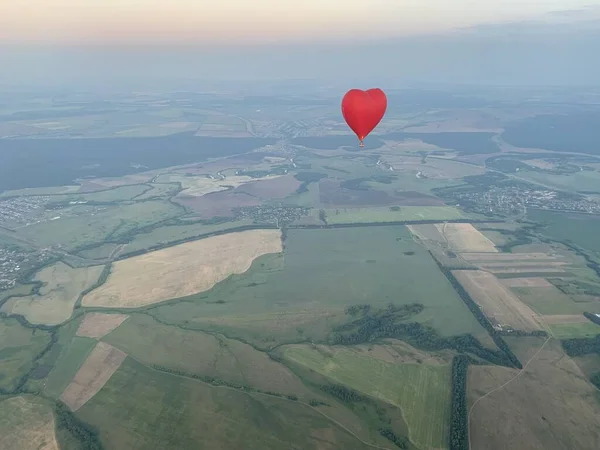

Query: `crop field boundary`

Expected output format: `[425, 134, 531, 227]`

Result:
[132, 354, 395, 450]
[429, 254, 524, 369]
[118, 219, 504, 259]
[291, 218, 503, 229]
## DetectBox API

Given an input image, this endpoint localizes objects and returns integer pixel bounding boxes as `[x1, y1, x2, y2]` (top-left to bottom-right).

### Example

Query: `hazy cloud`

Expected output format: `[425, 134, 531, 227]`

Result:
[1, 5, 599, 88]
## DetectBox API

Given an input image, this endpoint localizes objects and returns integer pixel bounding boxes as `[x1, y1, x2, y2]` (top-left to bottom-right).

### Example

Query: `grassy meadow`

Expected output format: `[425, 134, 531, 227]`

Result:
[76, 358, 369, 450]
[318, 206, 464, 225]
[148, 226, 487, 348]
[0, 317, 52, 393]
[0, 395, 57, 450]
[102, 314, 311, 398]
[17, 200, 184, 250]
[528, 209, 600, 255]
[283, 344, 452, 450]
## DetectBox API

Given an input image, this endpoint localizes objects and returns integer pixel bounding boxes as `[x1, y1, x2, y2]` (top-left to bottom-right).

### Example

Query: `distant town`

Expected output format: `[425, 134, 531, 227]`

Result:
[452, 185, 600, 217]
[0, 246, 53, 291]
[234, 205, 310, 225]
[0, 195, 50, 229]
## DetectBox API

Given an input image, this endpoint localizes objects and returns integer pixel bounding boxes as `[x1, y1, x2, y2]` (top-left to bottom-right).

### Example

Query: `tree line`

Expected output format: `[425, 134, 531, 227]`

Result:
[378, 428, 409, 449]
[583, 312, 600, 326]
[449, 355, 469, 450]
[433, 260, 523, 369]
[561, 335, 600, 357]
[54, 402, 104, 450]
[330, 304, 517, 368]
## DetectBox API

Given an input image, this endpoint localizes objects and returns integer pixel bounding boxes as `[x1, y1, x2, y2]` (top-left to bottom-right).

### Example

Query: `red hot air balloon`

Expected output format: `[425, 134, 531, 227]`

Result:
[341, 88, 387, 147]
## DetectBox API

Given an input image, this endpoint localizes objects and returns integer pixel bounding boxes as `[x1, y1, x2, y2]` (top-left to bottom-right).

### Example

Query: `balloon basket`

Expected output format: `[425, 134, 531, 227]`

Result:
[359, 141, 364, 148]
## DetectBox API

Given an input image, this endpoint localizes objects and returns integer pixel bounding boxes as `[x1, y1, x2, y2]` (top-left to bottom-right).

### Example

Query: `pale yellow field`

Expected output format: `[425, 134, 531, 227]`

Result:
[407, 223, 445, 242]
[76, 313, 130, 339]
[501, 278, 554, 288]
[60, 342, 127, 411]
[477, 261, 567, 270]
[1, 262, 104, 325]
[460, 252, 558, 262]
[0, 396, 58, 450]
[488, 268, 568, 275]
[452, 270, 542, 331]
[459, 251, 569, 275]
[82, 229, 282, 308]
[436, 223, 498, 252]
[542, 315, 591, 325]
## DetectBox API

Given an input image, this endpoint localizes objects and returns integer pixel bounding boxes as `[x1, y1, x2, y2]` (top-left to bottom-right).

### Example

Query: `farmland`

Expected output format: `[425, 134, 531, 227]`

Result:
[528, 209, 600, 256]
[60, 341, 127, 411]
[548, 322, 600, 339]
[452, 270, 543, 331]
[76, 313, 129, 339]
[16, 200, 184, 251]
[510, 285, 588, 315]
[459, 251, 571, 276]
[43, 336, 98, 399]
[82, 229, 283, 308]
[0, 395, 58, 450]
[435, 223, 498, 252]
[148, 226, 489, 346]
[0, 317, 52, 393]
[76, 358, 370, 450]
[174, 175, 301, 217]
[61, 184, 150, 203]
[1, 262, 104, 325]
[311, 206, 464, 225]
[4, 89, 600, 450]
[468, 341, 600, 450]
[118, 219, 254, 256]
[283, 344, 452, 450]
[102, 314, 312, 398]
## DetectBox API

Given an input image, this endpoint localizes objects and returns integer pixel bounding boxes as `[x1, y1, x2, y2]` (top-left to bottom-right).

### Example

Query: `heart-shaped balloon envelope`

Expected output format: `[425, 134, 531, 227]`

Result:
[341, 88, 387, 146]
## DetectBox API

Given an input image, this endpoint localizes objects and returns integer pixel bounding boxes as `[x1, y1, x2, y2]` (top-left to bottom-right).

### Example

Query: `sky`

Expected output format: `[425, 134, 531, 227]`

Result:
[0, 0, 598, 44]
[1, 1, 599, 87]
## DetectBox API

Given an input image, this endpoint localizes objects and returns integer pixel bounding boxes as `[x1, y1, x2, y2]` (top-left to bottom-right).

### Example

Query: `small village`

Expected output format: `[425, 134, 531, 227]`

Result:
[453, 185, 600, 216]
[0, 195, 50, 229]
[0, 245, 53, 291]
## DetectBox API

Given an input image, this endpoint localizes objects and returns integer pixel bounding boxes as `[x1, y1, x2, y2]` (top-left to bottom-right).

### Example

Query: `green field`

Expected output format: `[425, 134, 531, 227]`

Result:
[0, 185, 80, 197]
[102, 314, 311, 398]
[517, 169, 600, 193]
[60, 184, 150, 203]
[319, 206, 464, 225]
[120, 219, 253, 256]
[44, 336, 97, 399]
[23, 316, 83, 394]
[549, 322, 600, 339]
[512, 287, 584, 315]
[76, 358, 368, 450]
[133, 183, 181, 200]
[283, 345, 451, 450]
[148, 226, 487, 347]
[16, 200, 184, 250]
[77, 243, 121, 260]
[528, 209, 600, 255]
[0, 283, 35, 301]
[0, 317, 52, 392]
